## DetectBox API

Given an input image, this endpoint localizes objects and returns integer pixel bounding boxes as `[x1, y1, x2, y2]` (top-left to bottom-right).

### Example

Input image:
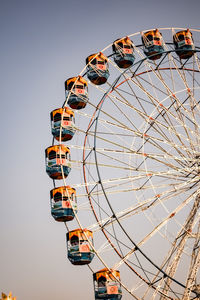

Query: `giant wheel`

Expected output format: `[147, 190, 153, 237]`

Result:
[46, 28, 200, 300]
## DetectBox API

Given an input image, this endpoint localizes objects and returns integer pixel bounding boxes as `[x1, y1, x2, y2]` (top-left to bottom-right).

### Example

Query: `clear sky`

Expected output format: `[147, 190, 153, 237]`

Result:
[0, 0, 200, 299]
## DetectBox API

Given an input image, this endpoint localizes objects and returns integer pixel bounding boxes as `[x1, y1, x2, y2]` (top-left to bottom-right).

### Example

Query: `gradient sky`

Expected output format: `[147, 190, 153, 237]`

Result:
[0, 0, 200, 299]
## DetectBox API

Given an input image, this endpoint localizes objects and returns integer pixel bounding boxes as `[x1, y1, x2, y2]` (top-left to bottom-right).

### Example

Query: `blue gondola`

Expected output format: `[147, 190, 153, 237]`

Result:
[65, 76, 89, 110]
[45, 145, 71, 180]
[50, 186, 77, 222]
[173, 29, 195, 59]
[86, 52, 109, 85]
[141, 29, 164, 60]
[50, 107, 76, 142]
[93, 269, 122, 299]
[66, 229, 95, 265]
[112, 37, 135, 68]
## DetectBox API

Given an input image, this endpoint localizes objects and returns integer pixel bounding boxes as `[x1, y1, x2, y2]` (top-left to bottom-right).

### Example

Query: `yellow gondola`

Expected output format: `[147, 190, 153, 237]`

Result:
[93, 268, 122, 299]
[65, 76, 88, 110]
[86, 52, 109, 85]
[45, 145, 71, 179]
[66, 229, 95, 265]
[50, 186, 77, 222]
[50, 107, 76, 141]
[173, 29, 195, 59]
[112, 36, 135, 68]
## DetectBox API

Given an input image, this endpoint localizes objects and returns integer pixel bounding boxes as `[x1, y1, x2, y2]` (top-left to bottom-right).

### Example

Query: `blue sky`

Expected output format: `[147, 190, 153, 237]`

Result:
[0, 0, 200, 299]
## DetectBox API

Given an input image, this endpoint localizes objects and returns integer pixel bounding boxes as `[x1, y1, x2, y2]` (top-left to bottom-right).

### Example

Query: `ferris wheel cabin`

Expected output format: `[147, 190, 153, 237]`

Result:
[45, 145, 71, 179]
[112, 37, 135, 68]
[66, 229, 95, 265]
[93, 269, 122, 300]
[86, 53, 110, 85]
[141, 29, 164, 60]
[65, 76, 88, 110]
[50, 186, 77, 222]
[173, 29, 195, 59]
[50, 107, 76, 142]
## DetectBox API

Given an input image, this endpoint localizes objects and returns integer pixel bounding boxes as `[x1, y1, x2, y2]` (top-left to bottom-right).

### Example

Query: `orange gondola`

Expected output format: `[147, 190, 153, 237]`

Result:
[45, 145, 71, 179]
[112, 37, 135, 68]
[93, 268, 122, 299]
[65, 76, 88, 110]
[50, 186, 77, 222]
[50, 107, 76, 141]
[173, 29, 195, 59]
[86, 52, 109, 85]
[1, 292, 16, 300]
[141, 29, 164, 60]
[66, 229, 95, 265]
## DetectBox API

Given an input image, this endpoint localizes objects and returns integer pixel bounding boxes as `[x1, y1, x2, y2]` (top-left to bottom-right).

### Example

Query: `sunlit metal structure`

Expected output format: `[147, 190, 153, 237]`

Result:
[46, 28, 200, 300]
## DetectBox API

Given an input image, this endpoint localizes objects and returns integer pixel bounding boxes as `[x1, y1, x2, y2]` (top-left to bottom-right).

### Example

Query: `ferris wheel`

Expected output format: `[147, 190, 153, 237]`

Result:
[45, 28, 200, 300]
